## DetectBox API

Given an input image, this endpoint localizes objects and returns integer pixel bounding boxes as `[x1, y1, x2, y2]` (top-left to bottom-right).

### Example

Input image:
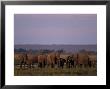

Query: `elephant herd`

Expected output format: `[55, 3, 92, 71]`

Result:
[14, 52, 97, 69]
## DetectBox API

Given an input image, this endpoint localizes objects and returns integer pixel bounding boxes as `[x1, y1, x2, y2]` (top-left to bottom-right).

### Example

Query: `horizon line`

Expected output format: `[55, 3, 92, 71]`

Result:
[15, 44, 97, 45]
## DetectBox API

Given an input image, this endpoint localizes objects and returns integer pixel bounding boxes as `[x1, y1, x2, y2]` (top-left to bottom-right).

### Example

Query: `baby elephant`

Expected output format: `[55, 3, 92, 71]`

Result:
[57, 58, 66, 69]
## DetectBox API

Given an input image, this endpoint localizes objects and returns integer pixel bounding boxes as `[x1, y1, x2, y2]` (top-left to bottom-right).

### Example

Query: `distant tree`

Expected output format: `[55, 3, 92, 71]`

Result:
[79, 49, 87, 53]
[57, 49, 64, 53]
[41, 49, 50, 54]
[14, 48, 26, 53]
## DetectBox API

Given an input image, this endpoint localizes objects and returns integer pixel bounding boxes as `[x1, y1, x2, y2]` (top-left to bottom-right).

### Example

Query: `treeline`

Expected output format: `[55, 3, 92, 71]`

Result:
[14, 48, 65, 54]
[14, 48, 96, 55]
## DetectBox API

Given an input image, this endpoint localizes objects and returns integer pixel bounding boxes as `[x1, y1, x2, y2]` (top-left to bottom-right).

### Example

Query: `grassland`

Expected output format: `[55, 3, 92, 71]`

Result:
[14, 66, 97, 76]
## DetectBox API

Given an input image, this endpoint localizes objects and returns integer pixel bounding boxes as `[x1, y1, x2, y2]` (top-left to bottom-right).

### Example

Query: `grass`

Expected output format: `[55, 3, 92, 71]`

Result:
[14, 66, 97, 76]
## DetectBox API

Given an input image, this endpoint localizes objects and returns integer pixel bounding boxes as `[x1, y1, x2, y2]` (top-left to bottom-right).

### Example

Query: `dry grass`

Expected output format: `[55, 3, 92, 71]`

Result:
[14, 66, 97, 76]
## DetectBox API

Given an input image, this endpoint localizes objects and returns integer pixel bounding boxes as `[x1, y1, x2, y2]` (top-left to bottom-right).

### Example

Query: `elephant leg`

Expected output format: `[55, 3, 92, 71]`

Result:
[62, 63, 64, 69]
[73, 64, 74, 68]
[75, 62, 77, 68]
[71, 62, 73, 68]
[61, 64, 62, 68]
[94, 61, 96, 68]
[32, 63, 34, 68]
[29, 64, 31, 68]
[51, 64, 53, 68]
[71, 63, 73, 68]
[43, 62, 45, 68]
[40, 63, 42, 68]
[38, 63, 40, 67]
[40, 63, 41, 68]
[30, 63, 33, 68]
[23, 62, 25, 68]
[80, 64, 82, 68]
[71, 64, 73, 68]
[20, 63, 22, 69]
[27, 63, 30, 68]
[57, 61, 59, 68]
[73, 61, 75, 68]
[38, 62, 41, 68]
[47, 64, 49, 68]
[44, 61, 46, 68]
[93, 63, 95, 68]
[88, 61, 91, 68]
[70, 63, 71, 68]
[20, 61, 24, 69]
[31, 63, 34, 68]
[74, 64, 76, 68]
[42, 62, 43, 68]
[58, 61, 60, 68]
[51, 63, 54, 68]
[42, 62, 44, 68]
[67, 63, 69, 68]
[69, 63, 71, 68]
[24, 62, 27, 68]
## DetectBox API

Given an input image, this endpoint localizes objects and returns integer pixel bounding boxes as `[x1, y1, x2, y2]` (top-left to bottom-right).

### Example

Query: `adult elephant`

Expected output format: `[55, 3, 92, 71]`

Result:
[38, 54, 47, 68]
[26, 54, 38, 68]
[14, 53, 28, 68]
[88, 55, 97, 67]
[76, 53, 89, 68]
[47, 52, 60, 68]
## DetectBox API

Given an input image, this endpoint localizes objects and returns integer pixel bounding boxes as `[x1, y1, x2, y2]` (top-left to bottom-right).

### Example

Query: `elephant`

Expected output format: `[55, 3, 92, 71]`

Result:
[66, 55, 75, 68]
[47, 52, 60, 68]
[65, 53, 90, 68]
[14, 53, 28, 68]
[14, 53, 38, 69]
[57, 58, 66, 68]
[26, 54, 38, 68]
[88, 55, 97, 67]
[38, 54, 47, 68]
[76, 53, 89, 68]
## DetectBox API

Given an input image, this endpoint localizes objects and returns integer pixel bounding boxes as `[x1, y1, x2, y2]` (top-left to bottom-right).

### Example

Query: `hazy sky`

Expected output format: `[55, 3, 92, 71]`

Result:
[14, 14, 97, 45]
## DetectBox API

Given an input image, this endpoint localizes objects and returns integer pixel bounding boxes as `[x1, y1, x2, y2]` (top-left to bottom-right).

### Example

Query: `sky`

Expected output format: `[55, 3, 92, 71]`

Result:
[14, 14, 97, 45]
